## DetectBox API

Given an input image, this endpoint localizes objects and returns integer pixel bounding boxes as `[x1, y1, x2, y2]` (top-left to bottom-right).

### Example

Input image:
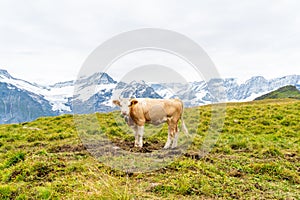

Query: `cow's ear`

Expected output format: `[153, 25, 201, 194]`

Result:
[112, 100, 121, 106]
[129, 99, 138, 107]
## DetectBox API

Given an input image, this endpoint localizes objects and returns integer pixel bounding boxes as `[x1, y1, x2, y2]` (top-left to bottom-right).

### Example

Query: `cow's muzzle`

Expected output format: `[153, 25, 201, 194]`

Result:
[121, 111, 128, 116]
[123, 115, 134, 126]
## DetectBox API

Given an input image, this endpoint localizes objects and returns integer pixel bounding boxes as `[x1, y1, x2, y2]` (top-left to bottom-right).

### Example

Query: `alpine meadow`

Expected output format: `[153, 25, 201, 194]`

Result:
[2, 0, 300, 199]
[0, 98, 299, 199]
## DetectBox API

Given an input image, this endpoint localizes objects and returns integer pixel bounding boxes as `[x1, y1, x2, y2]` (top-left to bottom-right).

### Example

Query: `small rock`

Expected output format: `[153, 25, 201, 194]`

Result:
[233, 119, 239, 123]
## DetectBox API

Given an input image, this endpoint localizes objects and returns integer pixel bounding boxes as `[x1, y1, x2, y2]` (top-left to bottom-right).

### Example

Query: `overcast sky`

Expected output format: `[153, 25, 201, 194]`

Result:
[0, 0, 300, 84]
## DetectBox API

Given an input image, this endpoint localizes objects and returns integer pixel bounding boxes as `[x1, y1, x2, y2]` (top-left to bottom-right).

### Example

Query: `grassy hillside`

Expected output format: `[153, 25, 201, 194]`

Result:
[0, 99, 299, 199]
[255, 85, 300, 100]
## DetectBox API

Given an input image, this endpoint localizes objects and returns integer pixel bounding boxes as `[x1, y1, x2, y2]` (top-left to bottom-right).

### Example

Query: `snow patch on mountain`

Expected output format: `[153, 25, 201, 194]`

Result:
[44, 85, 74, 112]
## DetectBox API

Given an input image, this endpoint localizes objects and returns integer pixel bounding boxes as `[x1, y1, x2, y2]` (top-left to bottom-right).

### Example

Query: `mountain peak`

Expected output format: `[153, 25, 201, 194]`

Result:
[98, 72, 117, 84]
[0, 69, 13, 79]
[250, 76, 267, 81]
[76, 72, 117, 86]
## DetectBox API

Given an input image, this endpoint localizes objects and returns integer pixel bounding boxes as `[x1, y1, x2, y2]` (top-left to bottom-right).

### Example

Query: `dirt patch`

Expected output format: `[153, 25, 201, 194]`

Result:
[184, 151, 205, 160]
[110, 139, 164, 153]
[49, 144, 86, 153]
[51, 141, 207, 161]
[284, 153, 300, 162]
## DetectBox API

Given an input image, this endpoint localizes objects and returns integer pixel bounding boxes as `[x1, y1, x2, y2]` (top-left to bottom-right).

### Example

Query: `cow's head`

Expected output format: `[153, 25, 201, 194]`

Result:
[113, 98, 138, 116]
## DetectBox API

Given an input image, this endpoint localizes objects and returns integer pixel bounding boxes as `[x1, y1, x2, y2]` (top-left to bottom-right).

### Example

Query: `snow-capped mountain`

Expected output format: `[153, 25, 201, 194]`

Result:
[0, 81, 56, 124]
[72, 72, 117, 114]
[0, 68, 299, 124]
[0, 69, 73, 113]
[72, 78, 162, 114]
[0, 69, 57, 124]
[223, 75, 300, 101]
[115, 80, 162, 99]
[151, 75, 300, 105]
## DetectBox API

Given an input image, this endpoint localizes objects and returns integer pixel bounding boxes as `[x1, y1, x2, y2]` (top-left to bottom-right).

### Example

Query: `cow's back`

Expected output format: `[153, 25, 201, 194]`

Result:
[129, 98, 184, 126]
[142, 99, 183, 122]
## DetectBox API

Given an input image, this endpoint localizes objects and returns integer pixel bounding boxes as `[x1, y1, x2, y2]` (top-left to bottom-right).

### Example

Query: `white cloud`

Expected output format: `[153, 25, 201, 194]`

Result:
[0, 0, 300, 84]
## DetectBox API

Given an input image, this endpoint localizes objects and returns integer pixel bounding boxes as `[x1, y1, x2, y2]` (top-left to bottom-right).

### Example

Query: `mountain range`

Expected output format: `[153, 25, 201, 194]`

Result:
[0, 68, 299, 124]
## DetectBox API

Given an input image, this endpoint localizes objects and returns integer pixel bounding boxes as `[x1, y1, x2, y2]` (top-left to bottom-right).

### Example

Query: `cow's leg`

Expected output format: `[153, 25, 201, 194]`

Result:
[164, 126, 172, 149]
[133, 126, 139, 147]
[137, 126, 144, 147]
[171, 125, 179, 148]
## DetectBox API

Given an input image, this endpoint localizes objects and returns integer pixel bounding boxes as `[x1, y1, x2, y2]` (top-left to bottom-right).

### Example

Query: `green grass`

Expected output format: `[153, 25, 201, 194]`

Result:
[255, 85, 300, 100]
[0, 99, 299, 199]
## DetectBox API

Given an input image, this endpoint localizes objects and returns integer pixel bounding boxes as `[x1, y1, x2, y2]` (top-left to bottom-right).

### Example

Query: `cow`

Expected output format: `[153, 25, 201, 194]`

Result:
[113, 98, 188, 149]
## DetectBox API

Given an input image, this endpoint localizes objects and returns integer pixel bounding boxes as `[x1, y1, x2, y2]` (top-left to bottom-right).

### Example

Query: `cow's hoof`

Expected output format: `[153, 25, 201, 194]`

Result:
[134, 144, 143, 148]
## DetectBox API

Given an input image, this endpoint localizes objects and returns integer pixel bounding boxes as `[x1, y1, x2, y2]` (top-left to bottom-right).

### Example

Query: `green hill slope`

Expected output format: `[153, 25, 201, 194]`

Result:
[0, 99, 299, 199]
[255, 85, 300, 100]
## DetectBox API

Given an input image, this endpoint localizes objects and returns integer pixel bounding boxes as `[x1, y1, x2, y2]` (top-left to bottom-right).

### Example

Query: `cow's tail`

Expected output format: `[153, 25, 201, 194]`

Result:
[180, 102, 189, 135]
[181, 114, 188, 135]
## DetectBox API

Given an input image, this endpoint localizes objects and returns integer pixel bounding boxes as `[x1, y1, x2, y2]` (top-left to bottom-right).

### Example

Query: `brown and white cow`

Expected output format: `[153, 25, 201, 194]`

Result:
[113, 98, 188, 149]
